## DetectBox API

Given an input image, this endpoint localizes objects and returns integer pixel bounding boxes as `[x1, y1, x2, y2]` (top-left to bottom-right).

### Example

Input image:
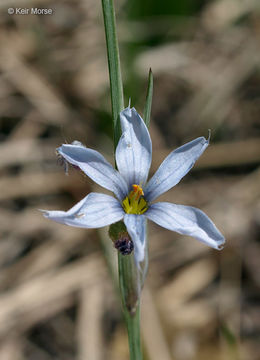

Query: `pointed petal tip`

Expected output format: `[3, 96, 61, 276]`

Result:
[216, 237, 225, 250]
[58, 141, 83, 153]
[121, 105, 140, 114]
[121, 106, 135, 116]
[201, 135, 209, 147]
[71, 140, 83, 146]
[38, 209, 50, 218]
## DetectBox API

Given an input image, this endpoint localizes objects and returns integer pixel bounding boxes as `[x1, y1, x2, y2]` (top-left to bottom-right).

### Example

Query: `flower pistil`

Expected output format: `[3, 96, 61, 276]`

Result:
[122, 184, 148, 214]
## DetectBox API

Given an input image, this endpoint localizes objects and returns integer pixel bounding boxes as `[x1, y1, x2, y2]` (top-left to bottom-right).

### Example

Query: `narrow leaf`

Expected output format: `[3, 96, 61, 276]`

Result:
[143, 68, 153, 129]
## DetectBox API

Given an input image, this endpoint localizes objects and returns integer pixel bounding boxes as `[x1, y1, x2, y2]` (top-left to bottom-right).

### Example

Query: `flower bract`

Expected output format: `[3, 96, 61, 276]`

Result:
[42, 107, 225, 265]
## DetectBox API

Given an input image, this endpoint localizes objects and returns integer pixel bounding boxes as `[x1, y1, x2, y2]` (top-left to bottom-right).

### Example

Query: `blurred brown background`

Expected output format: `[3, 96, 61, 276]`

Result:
[0, 0, 259, 359]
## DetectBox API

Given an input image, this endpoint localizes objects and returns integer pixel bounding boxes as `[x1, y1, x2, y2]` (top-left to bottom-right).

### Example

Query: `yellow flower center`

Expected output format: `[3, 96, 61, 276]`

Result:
[122, 184, 148, 215]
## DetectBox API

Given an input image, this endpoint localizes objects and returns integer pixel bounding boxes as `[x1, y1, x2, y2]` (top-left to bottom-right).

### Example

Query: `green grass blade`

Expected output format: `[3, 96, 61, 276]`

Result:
[143, 68, 153, 128]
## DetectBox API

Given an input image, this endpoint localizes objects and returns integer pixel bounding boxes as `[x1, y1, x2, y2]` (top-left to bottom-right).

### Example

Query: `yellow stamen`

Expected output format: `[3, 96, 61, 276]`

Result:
[122, 184, 148, 215]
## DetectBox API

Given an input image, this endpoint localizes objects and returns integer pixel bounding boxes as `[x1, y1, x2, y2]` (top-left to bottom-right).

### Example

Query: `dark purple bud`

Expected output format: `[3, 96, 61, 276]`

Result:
[114, 234, 134, 255]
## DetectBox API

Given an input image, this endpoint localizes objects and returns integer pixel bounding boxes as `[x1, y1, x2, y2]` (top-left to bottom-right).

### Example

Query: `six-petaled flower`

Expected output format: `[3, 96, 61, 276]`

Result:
[42, 107, 225, 265]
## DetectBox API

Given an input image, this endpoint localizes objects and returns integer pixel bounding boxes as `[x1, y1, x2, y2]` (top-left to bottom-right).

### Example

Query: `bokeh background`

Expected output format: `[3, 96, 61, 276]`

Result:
[0, 0, 259, 359]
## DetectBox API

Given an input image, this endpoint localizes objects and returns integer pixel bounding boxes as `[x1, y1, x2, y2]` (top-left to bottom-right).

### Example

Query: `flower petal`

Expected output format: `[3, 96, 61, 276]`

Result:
[124, 214, 147, 264]
[144, 136, 209, 202]
[116, 107, 152, 189]
[146, 202, 225, 249]
[42, 193, 124, 228]
[58, 143, 128, 201]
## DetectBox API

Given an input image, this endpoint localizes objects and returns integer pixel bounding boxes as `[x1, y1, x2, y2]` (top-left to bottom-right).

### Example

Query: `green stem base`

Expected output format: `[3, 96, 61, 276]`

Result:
[118, 253, 143, 360]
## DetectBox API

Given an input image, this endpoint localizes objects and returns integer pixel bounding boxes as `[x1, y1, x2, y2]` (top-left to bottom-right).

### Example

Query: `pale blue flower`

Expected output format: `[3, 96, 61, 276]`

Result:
[43, 107, 225, 264]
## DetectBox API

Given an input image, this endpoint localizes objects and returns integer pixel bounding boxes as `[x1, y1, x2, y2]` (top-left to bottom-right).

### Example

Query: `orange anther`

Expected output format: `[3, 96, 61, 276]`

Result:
[132, 184, 144, 196]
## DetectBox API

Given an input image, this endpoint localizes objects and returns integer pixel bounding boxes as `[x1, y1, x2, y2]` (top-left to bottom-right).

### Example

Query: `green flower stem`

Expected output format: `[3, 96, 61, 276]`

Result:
[118, 253, 142, 360]
[101, 0, 124, 148]
[101, 1, 143, 359]
[125, 308, 142, 360]
[118, 252, 140, 315]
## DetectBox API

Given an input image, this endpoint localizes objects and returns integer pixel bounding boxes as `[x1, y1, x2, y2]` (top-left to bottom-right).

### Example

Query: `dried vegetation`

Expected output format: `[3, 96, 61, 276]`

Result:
[0, 0, 259, 359]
